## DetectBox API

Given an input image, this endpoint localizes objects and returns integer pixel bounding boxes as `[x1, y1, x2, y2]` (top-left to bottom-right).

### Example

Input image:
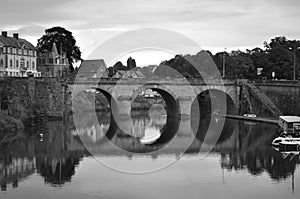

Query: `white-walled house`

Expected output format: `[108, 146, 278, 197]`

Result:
[0, 31, 41, 77]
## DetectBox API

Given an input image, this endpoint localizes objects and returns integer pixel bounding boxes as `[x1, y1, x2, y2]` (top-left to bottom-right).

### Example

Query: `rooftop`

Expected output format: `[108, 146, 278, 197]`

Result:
[77, 59, 107, 78]
[0, 32, 36, 50]
[79, 59, 107, 73]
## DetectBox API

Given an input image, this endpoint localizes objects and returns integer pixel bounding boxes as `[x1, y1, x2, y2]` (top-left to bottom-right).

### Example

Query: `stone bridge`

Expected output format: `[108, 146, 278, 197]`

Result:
[2, 77, 300, 121]
[70, 78, 240, 119]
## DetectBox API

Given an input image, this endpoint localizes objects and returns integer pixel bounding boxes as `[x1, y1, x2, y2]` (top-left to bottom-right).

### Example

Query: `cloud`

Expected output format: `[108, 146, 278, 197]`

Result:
[0, 0, 74, 27]
[8, 25, 46, 36]
[1, 0, 300, 62]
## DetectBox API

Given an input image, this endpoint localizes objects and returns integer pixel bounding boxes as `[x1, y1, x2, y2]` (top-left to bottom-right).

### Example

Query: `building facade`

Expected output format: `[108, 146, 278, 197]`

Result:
[37, 43, 69, 77]
[0, 31, 40, 77]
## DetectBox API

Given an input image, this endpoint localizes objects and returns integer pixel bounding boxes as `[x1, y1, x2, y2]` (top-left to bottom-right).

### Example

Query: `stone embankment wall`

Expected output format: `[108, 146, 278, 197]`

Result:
[239, 80, 300, 117]
[0, 77, 67, 120]
[256, 82, 300, 116]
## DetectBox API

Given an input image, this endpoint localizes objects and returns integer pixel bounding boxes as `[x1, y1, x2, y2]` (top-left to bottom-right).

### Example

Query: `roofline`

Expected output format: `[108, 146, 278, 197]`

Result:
[81, 59, 105, 61]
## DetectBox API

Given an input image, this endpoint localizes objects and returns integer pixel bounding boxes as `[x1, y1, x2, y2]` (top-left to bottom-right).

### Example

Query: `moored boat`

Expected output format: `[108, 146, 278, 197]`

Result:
[272, 116, 300, 151]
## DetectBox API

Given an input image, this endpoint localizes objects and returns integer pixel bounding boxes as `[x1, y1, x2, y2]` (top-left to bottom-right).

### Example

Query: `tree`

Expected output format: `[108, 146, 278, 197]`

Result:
[37, 27, 82, 71]
[264, 36, 298, 79]
[127, 57, 136, 70]
[107, 61, 126, 77]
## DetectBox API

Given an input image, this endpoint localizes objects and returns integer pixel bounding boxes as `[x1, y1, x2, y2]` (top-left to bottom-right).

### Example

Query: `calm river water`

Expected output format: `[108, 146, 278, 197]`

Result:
[1, 111, 299, 199]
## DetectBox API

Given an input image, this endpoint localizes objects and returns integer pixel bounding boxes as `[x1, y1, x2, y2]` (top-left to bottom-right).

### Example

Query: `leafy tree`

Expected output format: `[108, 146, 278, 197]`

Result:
[226, 50, 255, 79]
[37, 26, 82, 71]
[155, 54, 202, 78]
[136, 36, 300, 80]
[107, 61, 126, 77]
[263, 36, 299, 79]
[127, 57, 136, 70]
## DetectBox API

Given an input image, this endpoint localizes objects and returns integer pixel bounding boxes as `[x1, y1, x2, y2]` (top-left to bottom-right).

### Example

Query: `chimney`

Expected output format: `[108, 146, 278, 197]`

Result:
[1, 31, 7, 37]
[13, 33, 19, 39]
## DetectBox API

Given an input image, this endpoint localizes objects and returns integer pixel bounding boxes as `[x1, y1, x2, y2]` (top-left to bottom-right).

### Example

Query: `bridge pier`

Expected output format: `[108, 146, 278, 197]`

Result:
[178, 96, 193, 119]
[117, 95, 132, 118]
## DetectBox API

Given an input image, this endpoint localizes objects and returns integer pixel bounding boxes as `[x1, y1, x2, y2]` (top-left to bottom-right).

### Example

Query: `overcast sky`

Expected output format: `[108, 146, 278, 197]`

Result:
[1, 0, 300, 66]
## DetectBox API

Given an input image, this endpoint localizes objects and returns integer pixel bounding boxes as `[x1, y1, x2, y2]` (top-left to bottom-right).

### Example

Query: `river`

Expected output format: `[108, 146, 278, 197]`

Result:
[0, 110, 299, 199]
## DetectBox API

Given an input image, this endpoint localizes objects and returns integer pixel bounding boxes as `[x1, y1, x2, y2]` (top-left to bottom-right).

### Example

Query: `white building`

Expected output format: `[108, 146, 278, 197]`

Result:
[0, 31, 41, 77]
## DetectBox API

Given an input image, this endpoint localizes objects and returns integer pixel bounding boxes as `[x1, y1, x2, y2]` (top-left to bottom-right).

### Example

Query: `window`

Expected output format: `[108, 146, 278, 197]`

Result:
[27, 61, 29, 69]
[20, 59, 25, 69]
[32, 61, 35, 69]
[0, 59, 3, 67]
[10, 60, 13, 67]
[16, 60, 19, 68]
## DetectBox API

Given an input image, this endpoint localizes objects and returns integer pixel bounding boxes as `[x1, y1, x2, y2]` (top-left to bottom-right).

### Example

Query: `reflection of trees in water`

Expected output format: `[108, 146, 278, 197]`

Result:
[0, 136, 35, 190]
[220, 148, 299, 181]
[192, 116, 235, 145]
[0, 132, 37, 191]
[191, 90, 236, 146]
[34, 120, 84, 186]
[36, 153, 81, 186]
[219, 121, 299, 181]
[0, 118, 86, 189]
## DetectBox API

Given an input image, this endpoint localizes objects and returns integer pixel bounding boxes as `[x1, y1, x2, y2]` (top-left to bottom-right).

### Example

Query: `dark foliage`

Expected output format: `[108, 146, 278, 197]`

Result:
[37, 27, 82, 72]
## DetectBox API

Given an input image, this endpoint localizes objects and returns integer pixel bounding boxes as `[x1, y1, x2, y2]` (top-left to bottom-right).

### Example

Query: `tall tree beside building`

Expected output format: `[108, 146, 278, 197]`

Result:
[37, 27, 82, 71]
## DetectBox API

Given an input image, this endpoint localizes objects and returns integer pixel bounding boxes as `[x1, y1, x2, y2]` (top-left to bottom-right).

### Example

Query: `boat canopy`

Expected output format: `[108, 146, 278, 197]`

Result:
[279, 116, 300, 134]
[279, 116, 300, 123]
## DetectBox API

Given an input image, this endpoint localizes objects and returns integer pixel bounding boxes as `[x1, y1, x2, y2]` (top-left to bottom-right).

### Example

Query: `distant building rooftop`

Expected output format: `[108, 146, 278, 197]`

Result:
[78, 59, 107, 78]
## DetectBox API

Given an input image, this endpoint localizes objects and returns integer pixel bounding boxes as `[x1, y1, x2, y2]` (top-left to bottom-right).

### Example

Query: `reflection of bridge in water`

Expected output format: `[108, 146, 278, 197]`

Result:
[70, 113, 274, 155]
[1, 115, 300, 191]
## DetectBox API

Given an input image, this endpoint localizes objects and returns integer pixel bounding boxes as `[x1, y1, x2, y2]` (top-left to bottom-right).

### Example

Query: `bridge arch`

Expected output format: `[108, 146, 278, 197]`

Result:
[195, 88, 236, 115]
[93, 87, 119, 115]
[131, 83, 180, 117]
[72, 87, 119, 144]
[191, 89, 236, 144]
[130, 83, 181, 146]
